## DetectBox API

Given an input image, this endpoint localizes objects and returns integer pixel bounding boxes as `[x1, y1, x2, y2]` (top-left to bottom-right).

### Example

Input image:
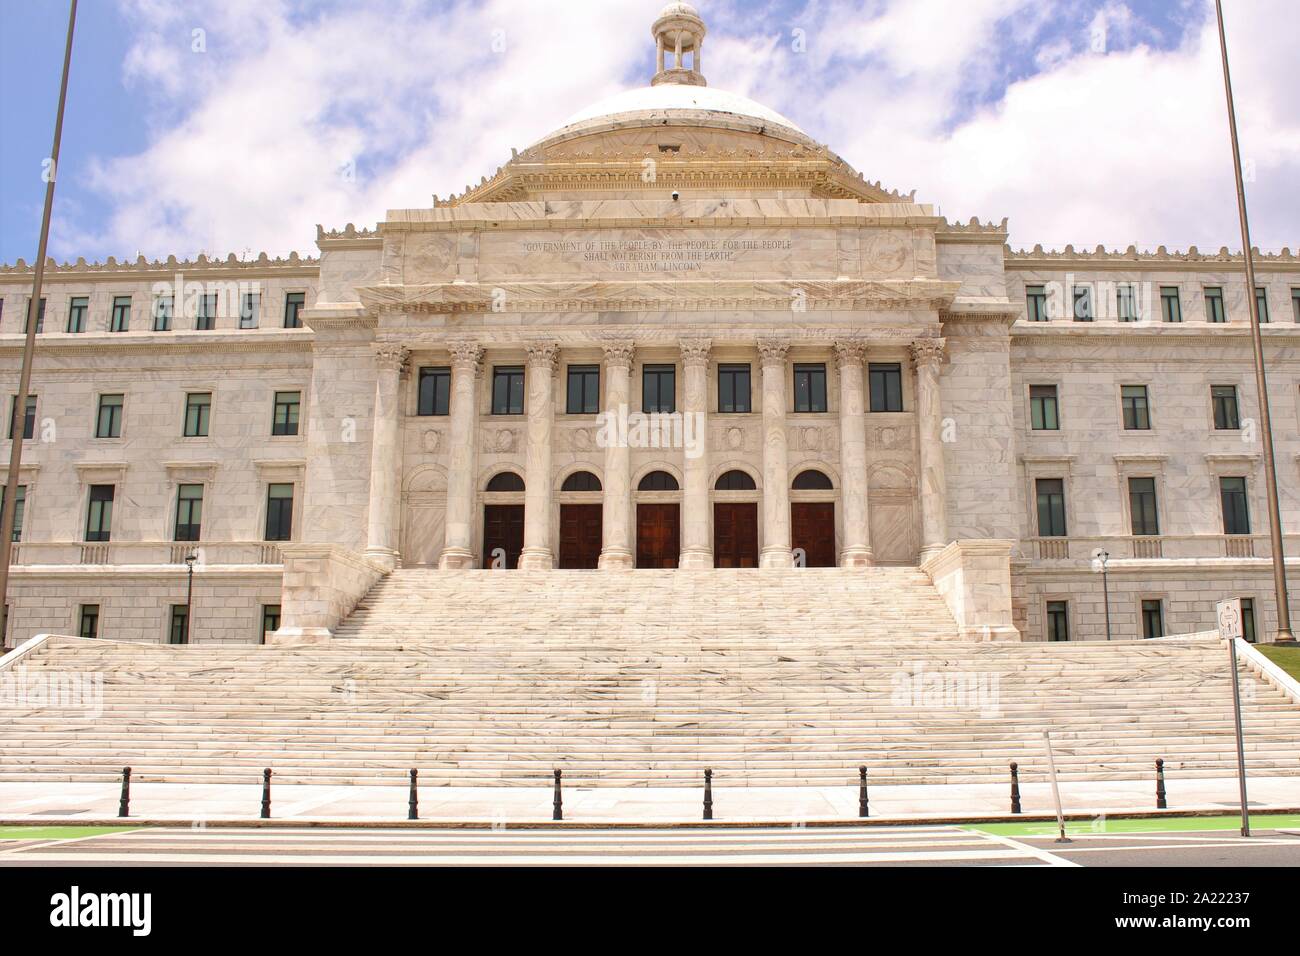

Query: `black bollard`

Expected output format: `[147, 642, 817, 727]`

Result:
[261, 768, 272, 819]
[858, 766, 869, 818]
[703, 768, 714, 821]
[118, 767, 131, 818]
[408, 768, 419, 820]
[1155, 758, 1167, 810]
[552, 769, 563, 821]
[1010, 762, 1022, 814]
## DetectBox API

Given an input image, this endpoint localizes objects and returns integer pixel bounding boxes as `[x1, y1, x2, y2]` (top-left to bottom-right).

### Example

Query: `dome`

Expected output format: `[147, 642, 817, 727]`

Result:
[557, 84, 806, 137]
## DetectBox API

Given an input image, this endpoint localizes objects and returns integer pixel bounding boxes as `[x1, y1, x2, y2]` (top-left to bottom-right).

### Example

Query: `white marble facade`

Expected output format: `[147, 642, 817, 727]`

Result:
[1, 3, 1297, 645]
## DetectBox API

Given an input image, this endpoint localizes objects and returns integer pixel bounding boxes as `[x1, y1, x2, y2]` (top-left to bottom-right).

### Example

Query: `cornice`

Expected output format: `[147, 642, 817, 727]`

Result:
[386, 326, 937, 350]
[0, 252, 319, 282]
[0, 331, 315, 359]
[1004, 243, 1298, 273]
[357, 278, 960, 314]
[936, 217, 1010, 243]
[1010, 322, 1300, 343]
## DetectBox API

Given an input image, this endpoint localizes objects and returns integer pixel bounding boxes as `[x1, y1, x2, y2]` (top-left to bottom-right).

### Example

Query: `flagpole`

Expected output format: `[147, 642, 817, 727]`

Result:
[0, 0, 78, 648]
[1214, 0, 1293, 643]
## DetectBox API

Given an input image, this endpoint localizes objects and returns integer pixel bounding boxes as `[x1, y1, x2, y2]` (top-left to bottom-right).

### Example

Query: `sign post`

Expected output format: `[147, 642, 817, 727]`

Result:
[1216, 598, 1250, 837]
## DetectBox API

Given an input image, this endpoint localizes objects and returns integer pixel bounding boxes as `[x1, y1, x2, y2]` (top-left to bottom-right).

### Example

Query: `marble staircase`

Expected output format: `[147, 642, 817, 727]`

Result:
[2, 569, 1299, 788]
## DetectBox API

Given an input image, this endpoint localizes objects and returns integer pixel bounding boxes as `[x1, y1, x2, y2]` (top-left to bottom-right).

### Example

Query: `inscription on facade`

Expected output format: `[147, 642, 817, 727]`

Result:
[519, 238, 793, 273]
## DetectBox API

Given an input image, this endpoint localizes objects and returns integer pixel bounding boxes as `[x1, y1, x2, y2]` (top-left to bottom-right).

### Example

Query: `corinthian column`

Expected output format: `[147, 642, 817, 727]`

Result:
[599, 338, 635, 569]
[678, 337, 713, 569]
[911, 338, 950, 562]
[438, 340, 482, 570]
[758, 337, 792, 568]
[364, 343, 409, 570]
[519, 341, 559, 570]
[834, 340, 873, 567]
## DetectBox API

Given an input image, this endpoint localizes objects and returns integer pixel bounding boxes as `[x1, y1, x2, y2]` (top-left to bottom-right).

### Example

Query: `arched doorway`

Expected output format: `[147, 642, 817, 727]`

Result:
[635, 470, 680, 568]
[558, 470, 602, 569]
[713, 469, 759, 568]
[483, 471, 525, 568]
[791, 469, 836, 567]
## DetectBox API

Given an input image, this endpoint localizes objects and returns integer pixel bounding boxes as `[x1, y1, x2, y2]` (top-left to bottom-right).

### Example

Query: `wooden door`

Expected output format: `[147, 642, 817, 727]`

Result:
[482, 504, 524, 569]
[636, 503, 680, 568]
[559, 504, 602, 569]
[792, 502, 836, 568]
[713, 502, 758, 568]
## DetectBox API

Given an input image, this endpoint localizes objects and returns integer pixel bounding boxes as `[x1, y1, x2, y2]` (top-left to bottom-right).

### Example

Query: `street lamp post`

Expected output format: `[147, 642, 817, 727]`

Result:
[183, 552, 196, 645]
[1215, 0, 1293, 643]
[1095, 550, 1112, 641]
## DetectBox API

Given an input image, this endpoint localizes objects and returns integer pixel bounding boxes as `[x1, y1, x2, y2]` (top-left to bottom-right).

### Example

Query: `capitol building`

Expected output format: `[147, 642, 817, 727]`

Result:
[2, 2, 1298, 652]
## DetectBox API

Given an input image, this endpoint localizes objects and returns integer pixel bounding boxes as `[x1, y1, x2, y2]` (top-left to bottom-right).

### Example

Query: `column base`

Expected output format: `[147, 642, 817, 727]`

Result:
[598, 548, 634, 569]
[839, 547, 874, 568]
[678, 548, 713, 569]
[918, 543, 948, 564]
[759, 547, 793, 569]
[363, 547, 400, 572]
[438, 547, 475, 570]
[518, 548, 554, 571]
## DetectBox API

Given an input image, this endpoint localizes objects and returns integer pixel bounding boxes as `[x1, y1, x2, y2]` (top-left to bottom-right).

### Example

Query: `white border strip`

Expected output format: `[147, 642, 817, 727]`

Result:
[1236, 637, 1300, 706]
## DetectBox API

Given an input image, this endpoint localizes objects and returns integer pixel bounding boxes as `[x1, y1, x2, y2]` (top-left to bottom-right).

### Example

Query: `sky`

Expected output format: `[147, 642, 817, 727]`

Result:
[0, 0, 1295, 265]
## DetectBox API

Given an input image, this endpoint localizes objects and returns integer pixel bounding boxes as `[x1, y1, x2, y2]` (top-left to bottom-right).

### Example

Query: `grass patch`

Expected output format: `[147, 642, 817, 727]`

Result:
[966, 814, 1300, 838]
[0, 826, 137, 841]
[1257, 643, 1300, 681]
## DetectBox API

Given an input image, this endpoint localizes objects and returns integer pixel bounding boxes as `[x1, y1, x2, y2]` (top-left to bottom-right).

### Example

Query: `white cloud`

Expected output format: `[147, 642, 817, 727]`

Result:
[54, 0, 1297, 260]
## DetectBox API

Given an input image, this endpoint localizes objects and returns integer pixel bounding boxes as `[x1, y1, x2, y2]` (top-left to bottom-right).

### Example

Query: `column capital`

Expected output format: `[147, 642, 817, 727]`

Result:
[679, 336, 712, 368]
[833, 339, 867, 370]
[601, 336, 636, 369]
[909, 337, 946, 369]
[757, 337, 790, 368]
[373, 343, 410, 373]
[525, 340, 560, 373]
[447, 338, 483, 372]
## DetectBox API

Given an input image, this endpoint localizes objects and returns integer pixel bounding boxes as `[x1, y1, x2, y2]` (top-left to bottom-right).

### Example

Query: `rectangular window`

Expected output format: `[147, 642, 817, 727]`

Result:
[261, 604, 281, 645]
[240, 292, 260, 329]
[1117, 283, 1138, 322]
[169, 604, 189, 645]
[492, 366, 526, 416]
[1160, 286, 1182, 323]
[1211, 385, 1240, 430]
[79, 604, 100, 640]
[1293, 288, 1300, 324]
[1128, 477, 1160, 536]
[96, 393, 124, 439]
[284, 292, 305, 329]
[1241, 598, 1256, 644]
[24, 298, 45, 334]
[717, 364, 751, 414]
[1205, 286, 1225, 323]
[1141, 599, 1164, 639]
[793, 364, 828, 413]
[1029, 385, 1059, 431]
[1035, 478, 1067, 537]
[1121, 385, 1150, 430]
[1255, 287, 1269, 324]
[1046, 600, 1069, 642]
[868, 363, 903, 413]
[110, 295, 131, 332]
[85, 485, 114, 542]
[153, 295, 173, 331]
[265, 483, 294, 541]
[195, 293, 217, 330]
[0, 485, 25, 542]
[417, 368, 451, 417]
[1025, 284, 1049, 322]
[9, 394, 36, 440]
[566, 365, 600, 415]
[1220, 476, 1250, 535]
[272, 391, 300, 436]
[642, 364, 676, 414]
[183, 393, 211, 437]
[1072, 285, 1093, 322]
[67, 296, 88, 333]
[174, 484, 203, 542]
